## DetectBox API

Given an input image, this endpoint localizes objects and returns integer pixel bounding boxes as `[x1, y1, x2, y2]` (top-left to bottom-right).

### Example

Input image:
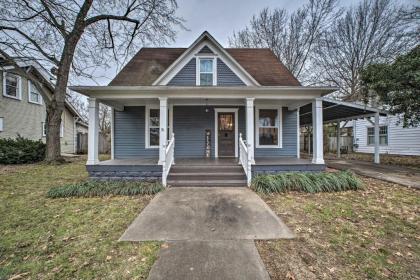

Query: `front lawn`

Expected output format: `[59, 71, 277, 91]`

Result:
[257, 177, 419, 280]
[0, 158, 160, 279]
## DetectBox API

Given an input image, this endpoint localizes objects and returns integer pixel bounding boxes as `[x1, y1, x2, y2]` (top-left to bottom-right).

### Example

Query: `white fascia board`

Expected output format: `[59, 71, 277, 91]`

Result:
[152, 31, 259, 86]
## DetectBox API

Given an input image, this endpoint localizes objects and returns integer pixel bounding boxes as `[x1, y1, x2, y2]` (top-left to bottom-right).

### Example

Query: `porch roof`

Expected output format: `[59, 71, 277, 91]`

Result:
[70, 85, 337, 100]
[299, 97, 387, 125]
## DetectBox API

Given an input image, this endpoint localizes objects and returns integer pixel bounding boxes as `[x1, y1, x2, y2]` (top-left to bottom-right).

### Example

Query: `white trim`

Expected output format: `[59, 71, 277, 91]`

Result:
[0, 117, 3, 132]
[145, 104, 173, 149]
[255, 106, 283, 148]
[42, 121, 64, 138]
[27, 80, 43, 105]
[152, 32, 258, 86]
[2, 72, 22, 100]
[214, 108, 239, 158]
[111, 108, 115, 159]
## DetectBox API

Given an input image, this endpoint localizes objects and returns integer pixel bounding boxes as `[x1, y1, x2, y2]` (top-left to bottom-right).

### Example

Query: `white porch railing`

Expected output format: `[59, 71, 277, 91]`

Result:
[162, 133, 175, 186]
[239, 133, 252, 186]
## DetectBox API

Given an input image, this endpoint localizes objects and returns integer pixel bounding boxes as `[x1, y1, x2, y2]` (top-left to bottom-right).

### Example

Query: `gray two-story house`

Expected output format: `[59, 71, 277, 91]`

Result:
[0, 55, 88, 154]
[72, 31, 336, 186]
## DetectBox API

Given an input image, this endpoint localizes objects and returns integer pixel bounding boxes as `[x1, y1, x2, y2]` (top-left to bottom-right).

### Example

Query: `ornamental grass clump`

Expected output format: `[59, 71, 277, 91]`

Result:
[47, 180, 164, 198]
[251, 171, 362, 194]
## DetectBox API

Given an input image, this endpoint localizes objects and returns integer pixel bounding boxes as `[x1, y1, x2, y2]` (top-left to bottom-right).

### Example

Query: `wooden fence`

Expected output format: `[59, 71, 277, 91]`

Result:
[76, 133, 111, 154]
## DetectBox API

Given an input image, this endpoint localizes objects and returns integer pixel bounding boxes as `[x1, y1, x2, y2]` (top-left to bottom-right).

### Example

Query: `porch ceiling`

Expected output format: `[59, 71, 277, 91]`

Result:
[299, 97, 387, 125]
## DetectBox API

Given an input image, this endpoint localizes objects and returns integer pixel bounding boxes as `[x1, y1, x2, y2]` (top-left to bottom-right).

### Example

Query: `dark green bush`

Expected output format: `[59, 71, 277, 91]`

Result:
[251, 171, 363, 194]
[0, 136, 46, 164]
[47, 180, 164, 198]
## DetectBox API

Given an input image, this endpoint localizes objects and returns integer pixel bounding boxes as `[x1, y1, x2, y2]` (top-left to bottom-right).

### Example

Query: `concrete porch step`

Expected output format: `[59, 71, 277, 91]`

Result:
[168, 174, 246, 181]
[168, 179, 247, 187]
[170, 166, 243, 174]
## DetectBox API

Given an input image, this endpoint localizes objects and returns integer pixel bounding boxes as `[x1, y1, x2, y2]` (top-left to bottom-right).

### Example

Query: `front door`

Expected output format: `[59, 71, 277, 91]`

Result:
[217, 112, 235, 157]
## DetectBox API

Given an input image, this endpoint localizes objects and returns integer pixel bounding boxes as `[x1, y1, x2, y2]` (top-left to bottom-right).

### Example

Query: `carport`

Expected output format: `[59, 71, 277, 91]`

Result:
[299, 97, 387, 164]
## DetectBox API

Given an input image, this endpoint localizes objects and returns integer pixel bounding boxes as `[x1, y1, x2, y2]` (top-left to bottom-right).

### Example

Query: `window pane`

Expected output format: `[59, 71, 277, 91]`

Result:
[200, 59, 213, 72]
[380, 126, 387, 135]
[30, 92, 40, 103]
[150, 128, 159, 146]
[368, 135, 374, 145]
[149, 109, 159, 127]
[380, 135, 388, 145]
[259, 128, 278, 146]
[200, 73, 213, 86]
[259, 109, 277, 127]
[219, 114, 233, 131]
[367, 127, 374, 136]
[6, 74, 18, 97]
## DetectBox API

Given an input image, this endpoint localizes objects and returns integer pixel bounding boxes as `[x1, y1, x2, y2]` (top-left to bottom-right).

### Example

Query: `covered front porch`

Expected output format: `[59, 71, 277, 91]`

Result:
[71, 85, 334, 186]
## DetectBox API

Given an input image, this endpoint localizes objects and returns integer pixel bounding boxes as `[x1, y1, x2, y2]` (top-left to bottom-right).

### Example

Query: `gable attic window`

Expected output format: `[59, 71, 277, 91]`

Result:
[3, 72, 22, 100]
[28, 81, 43, 105]
[198, 58, 216, 86]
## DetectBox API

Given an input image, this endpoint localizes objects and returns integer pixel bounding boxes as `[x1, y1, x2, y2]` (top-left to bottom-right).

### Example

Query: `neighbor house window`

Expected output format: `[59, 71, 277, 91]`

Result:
[3, 72, 21, 99]
[145, 107, 172, 148]
[367, 126, 388, 145]
[198, 58, 215, 86]
[256, 108, 282, 148]
[42, 122, 64, 138]
[28, 81, 42, 104]
[0, 117, 3, 132]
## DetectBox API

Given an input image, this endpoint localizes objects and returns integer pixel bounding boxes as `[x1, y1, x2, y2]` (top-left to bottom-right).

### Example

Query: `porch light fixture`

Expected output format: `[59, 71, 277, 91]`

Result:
[205, 98, 209, 113]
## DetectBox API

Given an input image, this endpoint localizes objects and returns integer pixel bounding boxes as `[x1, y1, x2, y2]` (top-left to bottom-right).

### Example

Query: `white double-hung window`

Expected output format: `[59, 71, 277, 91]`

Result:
[3, 72, 22, 100]
[145, 106, 172, 148]
[28, 81, 43, 104]
[256, 107, 282, 148]
[197, 58, 216, 86]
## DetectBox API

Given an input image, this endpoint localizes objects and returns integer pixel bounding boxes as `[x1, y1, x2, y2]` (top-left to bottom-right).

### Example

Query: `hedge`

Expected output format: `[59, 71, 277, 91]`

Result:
[0, 136, 46, 164]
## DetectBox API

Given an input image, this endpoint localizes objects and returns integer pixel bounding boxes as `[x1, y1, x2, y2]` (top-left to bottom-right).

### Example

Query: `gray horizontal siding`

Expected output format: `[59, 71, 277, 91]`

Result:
[217, 58, 245, 86]
[173, 106, 245, 157]
[114, 106, 158, 158]
[168, 58, 196, 86]
[255, 108, 297, 157]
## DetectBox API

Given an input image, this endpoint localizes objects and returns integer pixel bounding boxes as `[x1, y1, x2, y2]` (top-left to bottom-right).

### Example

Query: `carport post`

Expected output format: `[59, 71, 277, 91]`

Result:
[374, 112, 380, 164]
[336, 122, 341, 158]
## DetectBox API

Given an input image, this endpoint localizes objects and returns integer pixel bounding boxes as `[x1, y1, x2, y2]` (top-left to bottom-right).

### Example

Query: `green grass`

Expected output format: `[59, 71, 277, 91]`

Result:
[251, 171, 362, 194]
[256, 177, 420, 280]
[47, 180, 164, 198]
[0, 158, 161, 279]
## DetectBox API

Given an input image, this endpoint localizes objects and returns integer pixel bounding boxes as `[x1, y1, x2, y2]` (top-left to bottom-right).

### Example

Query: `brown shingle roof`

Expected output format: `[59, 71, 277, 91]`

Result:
[109, 48, 300, 86]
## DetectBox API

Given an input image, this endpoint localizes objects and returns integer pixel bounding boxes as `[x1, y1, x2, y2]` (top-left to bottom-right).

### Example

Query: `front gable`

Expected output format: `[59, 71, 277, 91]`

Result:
[153, 32, 259, 86]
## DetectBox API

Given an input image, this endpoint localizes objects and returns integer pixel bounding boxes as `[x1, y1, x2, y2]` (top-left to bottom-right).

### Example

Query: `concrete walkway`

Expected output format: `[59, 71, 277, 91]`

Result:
[120, 187, 294, 279]
[327, 159, 420, 189]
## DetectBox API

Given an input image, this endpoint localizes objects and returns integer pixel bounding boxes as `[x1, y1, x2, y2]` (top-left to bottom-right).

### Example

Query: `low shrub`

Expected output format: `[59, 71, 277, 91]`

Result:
[251, 171, 363, 194]
[47, 180, 164, 198]
[0, 136, 46, 164]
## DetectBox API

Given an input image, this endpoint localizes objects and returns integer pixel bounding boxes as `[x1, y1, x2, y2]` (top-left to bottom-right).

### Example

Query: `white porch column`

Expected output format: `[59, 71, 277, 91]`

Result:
[246, 97, 255, 164]
[374, 112, 380, 164]
[312, 98, 324, 164]
[336, 122, 341, 158]
[110, 108, 115, 160]
[87, 98, 99, 165]
[159, 97, 168, 165]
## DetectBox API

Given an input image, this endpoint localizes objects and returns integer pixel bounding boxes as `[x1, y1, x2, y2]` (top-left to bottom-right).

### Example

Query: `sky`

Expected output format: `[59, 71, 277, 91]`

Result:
[82, 0, 418, 86]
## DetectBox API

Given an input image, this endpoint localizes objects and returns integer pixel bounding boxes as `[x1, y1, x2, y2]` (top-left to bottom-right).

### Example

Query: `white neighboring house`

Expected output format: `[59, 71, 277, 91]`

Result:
[0, 53, 88, 154]
[350, 115, 420, 156]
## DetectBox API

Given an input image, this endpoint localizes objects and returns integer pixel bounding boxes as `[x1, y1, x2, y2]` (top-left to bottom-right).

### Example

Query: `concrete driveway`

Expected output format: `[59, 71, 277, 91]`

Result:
[120, 187, 294, 241]
[327, 159, 420, 189]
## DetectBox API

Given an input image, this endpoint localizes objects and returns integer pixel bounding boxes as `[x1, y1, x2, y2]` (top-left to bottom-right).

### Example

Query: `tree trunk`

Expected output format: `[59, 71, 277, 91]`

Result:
[45, 101, 65, 162]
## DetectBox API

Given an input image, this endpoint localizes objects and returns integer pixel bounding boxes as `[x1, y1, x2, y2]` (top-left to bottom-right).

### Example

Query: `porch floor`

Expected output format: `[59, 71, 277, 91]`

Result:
[96, 157, 315, 166]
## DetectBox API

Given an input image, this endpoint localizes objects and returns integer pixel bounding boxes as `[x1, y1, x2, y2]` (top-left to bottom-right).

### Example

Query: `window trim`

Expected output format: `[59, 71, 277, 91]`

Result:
[42, 122, 64, 138]
[255, 106, 283, 148]
[145, 105, 173, 149]
[0, 117, 3, 132]
[366, 125, 388, 146]
[2, 72, 22, 100]
[196, 56, 217, 86]
[28, 80, 43, 105]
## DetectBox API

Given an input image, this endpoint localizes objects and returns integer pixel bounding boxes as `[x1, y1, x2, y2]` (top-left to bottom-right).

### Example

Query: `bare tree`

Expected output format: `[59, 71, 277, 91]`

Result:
[229, 0, 339, 82]
[311, 0, 417, 100]
[0, 0, 183, 162]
